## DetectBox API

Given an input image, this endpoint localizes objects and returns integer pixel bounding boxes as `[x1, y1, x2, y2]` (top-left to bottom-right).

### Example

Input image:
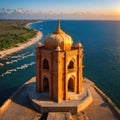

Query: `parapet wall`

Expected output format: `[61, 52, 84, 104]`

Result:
[93, 85, 120, 117]
[26, 79, 93, 114]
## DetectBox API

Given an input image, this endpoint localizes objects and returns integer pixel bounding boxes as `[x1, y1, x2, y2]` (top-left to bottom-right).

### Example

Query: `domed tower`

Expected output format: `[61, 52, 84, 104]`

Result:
[36, 21, 83, 102]
[44, 21, 73, 51]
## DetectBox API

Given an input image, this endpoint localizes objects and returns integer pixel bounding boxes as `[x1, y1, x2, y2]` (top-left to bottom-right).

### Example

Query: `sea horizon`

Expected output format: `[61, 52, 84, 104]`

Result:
[0, 19, 120, 22]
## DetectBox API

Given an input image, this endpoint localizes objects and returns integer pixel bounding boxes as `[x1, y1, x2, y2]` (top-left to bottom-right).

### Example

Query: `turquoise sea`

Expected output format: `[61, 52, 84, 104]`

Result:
[0, 20, 120, 108]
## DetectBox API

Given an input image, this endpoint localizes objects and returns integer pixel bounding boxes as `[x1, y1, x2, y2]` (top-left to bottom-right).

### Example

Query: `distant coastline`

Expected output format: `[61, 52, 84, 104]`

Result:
[25, 20, 43, 29]
[0, 21, 43, 59]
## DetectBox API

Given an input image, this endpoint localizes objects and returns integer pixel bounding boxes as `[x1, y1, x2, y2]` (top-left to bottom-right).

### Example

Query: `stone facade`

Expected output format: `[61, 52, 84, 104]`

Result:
[36, 21, 83, 103]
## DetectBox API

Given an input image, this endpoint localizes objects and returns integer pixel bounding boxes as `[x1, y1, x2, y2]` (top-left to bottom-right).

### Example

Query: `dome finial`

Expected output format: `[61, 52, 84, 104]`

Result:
[53, 20, 65, 34]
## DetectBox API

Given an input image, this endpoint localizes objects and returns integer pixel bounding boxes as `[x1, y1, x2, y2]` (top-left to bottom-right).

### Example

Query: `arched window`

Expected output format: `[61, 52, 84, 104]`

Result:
[68, 61, 74, 69]
[68, 78, 74, 92]
[43, 59, 49, 70]
[43, 77, 49, 92]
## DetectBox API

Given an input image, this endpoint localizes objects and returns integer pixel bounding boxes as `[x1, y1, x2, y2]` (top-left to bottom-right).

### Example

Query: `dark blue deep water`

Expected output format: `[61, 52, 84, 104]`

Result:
[0, 20, 120, 108]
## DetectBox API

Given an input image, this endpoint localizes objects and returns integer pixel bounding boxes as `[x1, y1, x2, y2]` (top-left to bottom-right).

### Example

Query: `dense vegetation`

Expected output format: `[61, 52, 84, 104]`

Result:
[0, 20, 37, 50]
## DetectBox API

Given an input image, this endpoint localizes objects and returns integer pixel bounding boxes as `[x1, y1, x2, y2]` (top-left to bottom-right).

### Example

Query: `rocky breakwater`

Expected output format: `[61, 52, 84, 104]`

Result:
[0, 77, 120, 120]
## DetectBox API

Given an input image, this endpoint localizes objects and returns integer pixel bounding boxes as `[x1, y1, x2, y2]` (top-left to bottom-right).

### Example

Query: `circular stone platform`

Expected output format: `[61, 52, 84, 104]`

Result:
[26, 78, 93, 114]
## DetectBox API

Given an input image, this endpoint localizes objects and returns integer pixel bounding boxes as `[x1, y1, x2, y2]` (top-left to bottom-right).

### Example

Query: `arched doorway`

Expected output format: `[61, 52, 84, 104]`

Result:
[43, 77, 49, 92]
[68, 60, 74, 69]
[43, 59, 49, 70]
[68, 78, 74, 92]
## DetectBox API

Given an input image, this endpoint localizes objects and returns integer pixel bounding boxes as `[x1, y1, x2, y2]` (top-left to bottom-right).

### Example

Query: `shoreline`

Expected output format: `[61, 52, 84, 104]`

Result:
[25, 20, 43, 29]
[0, 21, 43, 59]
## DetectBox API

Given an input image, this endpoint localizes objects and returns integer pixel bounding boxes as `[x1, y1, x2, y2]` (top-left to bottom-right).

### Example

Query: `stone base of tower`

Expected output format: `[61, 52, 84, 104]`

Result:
[26, 78, 93, 114]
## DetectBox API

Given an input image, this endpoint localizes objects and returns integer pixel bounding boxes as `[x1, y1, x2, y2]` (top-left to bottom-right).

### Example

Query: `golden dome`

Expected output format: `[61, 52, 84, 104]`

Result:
[44, 20, 73, 51]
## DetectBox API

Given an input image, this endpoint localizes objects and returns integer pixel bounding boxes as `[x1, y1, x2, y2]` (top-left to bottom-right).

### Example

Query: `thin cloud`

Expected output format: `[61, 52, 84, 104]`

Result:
[0, 8, 31, 15]
[0, 8, 119, 20]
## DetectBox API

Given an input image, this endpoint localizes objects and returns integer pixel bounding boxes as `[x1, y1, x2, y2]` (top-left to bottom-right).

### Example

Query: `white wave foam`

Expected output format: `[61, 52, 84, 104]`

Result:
[10, 52, 30, 59]
[5, 52, 35, 65]
[0, 61, 36, 77]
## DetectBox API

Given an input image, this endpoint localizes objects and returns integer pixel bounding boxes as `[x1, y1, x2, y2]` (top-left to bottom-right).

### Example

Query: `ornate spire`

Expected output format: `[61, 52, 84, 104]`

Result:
[53, 20, 65, 34]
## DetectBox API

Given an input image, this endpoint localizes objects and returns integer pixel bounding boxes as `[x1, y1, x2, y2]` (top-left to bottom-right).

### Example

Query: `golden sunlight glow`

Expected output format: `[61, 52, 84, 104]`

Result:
[117, 8, 120, 15]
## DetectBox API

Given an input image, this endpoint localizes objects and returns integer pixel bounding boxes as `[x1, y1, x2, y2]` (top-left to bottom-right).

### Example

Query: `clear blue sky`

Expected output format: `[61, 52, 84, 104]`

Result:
[0, 0, 120, 20]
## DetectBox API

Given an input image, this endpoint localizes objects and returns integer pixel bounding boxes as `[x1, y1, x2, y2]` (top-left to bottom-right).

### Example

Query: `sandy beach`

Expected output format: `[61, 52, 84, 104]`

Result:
[0, 22, 42, 59]
[25, 21, 43, 29]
